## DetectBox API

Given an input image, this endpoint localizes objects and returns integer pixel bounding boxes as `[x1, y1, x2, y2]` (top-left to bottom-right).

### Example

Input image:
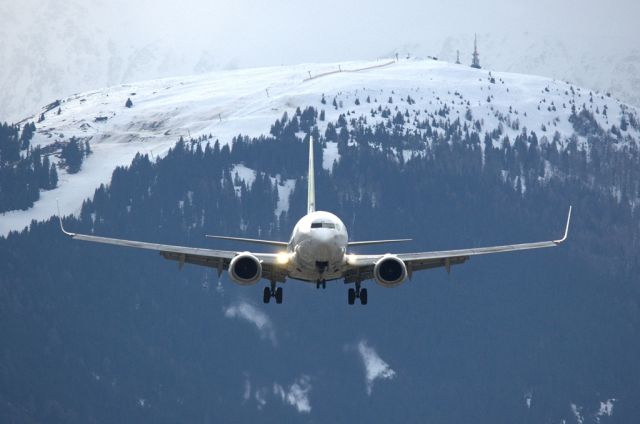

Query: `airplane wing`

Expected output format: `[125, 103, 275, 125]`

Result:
[205, 235, 288, 247]
[343, 207, 571, 283]
[58, 218, 288, 282]
[347, 238, 412, 246]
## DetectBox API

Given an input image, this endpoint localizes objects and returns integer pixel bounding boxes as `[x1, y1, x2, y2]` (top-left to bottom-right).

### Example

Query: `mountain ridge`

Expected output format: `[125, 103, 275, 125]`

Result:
[1, 58, 639, 236]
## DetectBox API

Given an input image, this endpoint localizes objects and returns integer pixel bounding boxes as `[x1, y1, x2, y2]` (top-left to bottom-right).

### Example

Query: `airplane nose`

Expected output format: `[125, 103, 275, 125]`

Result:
[315, 230, 332, 243]
[316, 244, 331, 260]
[314, 231, 336, 261]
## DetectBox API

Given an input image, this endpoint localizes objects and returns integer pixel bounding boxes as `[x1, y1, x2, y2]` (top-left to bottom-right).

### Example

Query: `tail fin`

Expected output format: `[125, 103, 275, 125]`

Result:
[307, 136, 316, 214]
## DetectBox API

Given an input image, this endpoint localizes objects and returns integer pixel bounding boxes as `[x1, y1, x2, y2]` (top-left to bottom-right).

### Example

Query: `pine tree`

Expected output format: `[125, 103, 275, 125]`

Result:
[125, 98, 133, 108]
[40, 155, 51, 188]
[49, 163, 58, 189]
[465, 109, 473, 121]
[620, 116, 629, 131]
[20, 122, 35, 149]
[61, 138, 83, 173]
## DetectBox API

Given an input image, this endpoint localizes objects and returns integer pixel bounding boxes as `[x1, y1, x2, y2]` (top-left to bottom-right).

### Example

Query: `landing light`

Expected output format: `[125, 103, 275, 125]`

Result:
[276, 252, 291, 264]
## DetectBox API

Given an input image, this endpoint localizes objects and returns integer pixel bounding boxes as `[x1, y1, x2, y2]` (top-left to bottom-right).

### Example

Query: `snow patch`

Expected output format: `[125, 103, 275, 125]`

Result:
[571, 403, 584, 424]
[273, 375, 312, 414]
[596, 399, 615, 420]
[356, 340, 396, 395]
[224, 301, 276, 346]
[524, 390, 533, 409]
[231, 163, 256, 187]
[242, 376, 252, 401]
[254, 388, 268, 410]
[275, 179, 296, 217]
[322, 141, 340, 171]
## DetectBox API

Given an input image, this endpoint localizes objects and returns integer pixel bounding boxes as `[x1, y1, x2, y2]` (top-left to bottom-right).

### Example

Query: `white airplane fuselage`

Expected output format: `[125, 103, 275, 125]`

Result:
[286, 211, 349, 282]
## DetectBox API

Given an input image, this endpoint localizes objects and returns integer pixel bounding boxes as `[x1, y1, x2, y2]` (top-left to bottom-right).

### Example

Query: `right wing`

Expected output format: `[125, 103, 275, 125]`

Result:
[58, 218, 287, 282]
[344, 206, 571, 282]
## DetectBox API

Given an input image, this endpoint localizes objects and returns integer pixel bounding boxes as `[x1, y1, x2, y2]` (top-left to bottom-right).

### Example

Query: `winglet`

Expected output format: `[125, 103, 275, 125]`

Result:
[56, 200, 75, 236]
[554, 205, 572, 244]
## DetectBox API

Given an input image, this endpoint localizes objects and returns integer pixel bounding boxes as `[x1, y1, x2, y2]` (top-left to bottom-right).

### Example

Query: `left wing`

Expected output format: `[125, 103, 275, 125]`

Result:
[58, 218, 287, 282]
[343, 206, 571, 283]
[347, 238, 412, 247]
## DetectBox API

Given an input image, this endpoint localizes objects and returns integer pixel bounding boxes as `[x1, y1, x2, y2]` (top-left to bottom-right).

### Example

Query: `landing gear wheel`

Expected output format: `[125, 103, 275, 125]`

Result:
[360, 288, 368, 305]
[275, 287, 283, 304]
[263, 287, 271, 304]
[348, 288, 356, 305]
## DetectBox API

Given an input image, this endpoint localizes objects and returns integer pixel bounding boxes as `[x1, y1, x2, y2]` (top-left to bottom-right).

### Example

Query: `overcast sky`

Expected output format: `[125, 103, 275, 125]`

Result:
[5, 0, 639, 68]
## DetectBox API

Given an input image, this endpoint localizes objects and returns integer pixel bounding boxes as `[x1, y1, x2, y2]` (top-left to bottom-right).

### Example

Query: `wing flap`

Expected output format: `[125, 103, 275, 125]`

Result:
[347, 238, 412, 247]
[205, 235, 288, 247]
[71, 232, 237, 259]
[397, 240, 558, 262]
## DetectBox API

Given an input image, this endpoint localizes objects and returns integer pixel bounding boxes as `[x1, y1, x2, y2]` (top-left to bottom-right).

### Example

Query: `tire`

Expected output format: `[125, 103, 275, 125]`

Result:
[348, 288, 356, 305]
[275, 287, 283, 304]
[263, 287, 271, 304]
[360, 288, 368, 305]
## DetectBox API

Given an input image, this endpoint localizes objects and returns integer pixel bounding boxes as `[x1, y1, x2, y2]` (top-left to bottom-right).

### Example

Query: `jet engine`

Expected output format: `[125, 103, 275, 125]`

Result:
[229, 253, 262, 285]
[373, 254, 407, 287]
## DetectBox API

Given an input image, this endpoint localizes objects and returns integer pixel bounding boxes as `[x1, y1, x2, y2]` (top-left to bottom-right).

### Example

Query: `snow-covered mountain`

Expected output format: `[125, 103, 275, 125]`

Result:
[392, 32, 640, 108]
[0, 0, 227, 123]
[2, 57, 639, 236]
[0, 0, 638, 123]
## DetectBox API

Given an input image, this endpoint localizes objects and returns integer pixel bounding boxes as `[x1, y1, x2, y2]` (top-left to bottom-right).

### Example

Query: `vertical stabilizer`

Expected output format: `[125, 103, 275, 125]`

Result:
[307, 136, 316, 214]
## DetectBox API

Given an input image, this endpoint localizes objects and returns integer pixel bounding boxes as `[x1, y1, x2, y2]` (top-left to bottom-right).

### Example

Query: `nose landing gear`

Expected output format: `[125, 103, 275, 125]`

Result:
[316, 279, 326, 289]
[347, 282, 368, 305]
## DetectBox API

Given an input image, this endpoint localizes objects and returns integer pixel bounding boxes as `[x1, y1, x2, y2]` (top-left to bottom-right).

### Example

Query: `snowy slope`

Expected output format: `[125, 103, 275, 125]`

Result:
[2, 58, 639, 236]
[0, 0, 638, 123]
[390, 32, 640, 108]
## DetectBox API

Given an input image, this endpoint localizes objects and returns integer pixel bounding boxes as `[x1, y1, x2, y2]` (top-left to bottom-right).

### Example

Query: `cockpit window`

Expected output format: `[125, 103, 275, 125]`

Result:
[311, 222, 335, 229]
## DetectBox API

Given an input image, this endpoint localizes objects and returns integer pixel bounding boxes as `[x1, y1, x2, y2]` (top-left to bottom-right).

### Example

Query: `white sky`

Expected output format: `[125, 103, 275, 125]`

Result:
[5, 0, 639, 68]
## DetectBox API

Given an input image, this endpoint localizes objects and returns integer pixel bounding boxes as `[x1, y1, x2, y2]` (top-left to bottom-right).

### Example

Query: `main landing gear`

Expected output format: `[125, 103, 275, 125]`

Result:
[263, 282, 283, 304]
[348, 282, 368, 305]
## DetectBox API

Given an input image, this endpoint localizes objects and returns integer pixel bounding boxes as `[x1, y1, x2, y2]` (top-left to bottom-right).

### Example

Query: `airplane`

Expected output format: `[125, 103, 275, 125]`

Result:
[59, 136, 572, 305]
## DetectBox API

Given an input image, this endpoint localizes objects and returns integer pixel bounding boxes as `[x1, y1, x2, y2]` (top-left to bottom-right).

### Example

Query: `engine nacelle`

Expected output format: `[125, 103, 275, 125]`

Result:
[373, 254, 407, 287]
[229, 252, 262, 286]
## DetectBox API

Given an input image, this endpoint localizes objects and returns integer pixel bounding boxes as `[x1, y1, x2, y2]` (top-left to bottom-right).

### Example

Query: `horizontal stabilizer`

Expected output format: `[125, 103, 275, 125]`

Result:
[206, 235, 288, 247]
[348, 239, 412, 247]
